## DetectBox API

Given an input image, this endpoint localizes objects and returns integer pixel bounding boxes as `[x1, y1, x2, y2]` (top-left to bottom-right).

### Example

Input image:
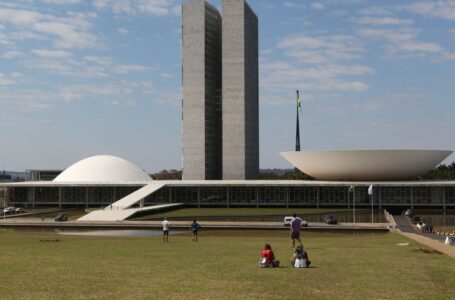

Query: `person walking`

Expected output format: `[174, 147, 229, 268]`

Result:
[162, 217, 170, 242]
[290, 213, 303, 247]
[190, 219, 201, 242]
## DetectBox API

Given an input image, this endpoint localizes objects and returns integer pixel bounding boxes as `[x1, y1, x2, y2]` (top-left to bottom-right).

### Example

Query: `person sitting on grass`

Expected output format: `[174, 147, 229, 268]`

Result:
[291, 244, 311, 268]
[190, 219, 201, 242]
[259, 243, 280, 268]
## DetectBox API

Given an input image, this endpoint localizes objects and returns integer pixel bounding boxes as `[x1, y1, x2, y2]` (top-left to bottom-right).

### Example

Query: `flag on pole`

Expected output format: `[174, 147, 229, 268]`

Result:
[348, 185, 355, 193]
[368, 184, 373, 196]
[296, 90, 302, 112]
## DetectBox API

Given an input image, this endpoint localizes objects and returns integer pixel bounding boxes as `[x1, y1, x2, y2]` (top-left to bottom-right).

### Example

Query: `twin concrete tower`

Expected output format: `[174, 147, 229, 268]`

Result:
[182, 0, 259, 180]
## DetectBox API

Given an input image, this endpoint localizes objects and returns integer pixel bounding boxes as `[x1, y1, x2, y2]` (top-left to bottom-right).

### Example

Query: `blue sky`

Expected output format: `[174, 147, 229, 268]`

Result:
[1, 0, 454, 172]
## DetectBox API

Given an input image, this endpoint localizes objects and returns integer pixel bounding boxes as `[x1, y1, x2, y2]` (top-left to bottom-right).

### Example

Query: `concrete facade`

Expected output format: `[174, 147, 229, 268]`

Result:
[182, 1, 222, 180]
[222, 0, 259, 180]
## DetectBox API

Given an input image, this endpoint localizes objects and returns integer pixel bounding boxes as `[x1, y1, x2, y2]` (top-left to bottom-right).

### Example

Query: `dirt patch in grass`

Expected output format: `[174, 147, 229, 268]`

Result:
[411, 248, 443, 255]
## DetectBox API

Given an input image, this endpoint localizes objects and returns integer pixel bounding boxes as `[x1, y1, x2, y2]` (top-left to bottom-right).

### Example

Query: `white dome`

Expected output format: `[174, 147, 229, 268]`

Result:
[54, 155, 152, 183]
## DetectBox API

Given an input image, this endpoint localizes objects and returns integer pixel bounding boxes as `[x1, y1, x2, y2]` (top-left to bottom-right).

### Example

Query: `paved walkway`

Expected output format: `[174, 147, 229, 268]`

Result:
[393, 215, 455, 259]
[0, 218, 389, 231]
[400, 232, 455, 259]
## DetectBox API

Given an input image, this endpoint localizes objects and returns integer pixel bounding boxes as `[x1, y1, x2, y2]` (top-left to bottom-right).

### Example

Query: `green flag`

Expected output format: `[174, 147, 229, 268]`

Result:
[296, 90, 301, 112]
[348, 185, 355, 193]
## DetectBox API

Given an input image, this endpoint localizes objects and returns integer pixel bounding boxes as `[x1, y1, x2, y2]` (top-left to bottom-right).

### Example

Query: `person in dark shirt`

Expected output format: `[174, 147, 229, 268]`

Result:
[190, 219, 201, 242]
[290, 213, 303, 247]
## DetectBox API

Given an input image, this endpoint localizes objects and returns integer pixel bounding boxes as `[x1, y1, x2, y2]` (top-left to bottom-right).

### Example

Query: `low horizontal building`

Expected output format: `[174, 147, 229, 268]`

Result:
[1, 155, 454, 211]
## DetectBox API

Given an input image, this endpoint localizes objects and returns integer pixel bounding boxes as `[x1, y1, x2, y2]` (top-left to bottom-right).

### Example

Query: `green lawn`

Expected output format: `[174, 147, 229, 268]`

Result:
[133, 208, 360, 221]
[23, 209, 88, 221]
[0, 230, 454, 299]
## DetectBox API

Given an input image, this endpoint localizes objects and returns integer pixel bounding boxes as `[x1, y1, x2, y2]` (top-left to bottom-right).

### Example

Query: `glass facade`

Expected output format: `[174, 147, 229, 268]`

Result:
[6, 184, 455, 208]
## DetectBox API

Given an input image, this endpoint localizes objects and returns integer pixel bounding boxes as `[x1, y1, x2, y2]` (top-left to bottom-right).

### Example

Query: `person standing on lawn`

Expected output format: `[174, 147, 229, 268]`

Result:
[162, 217, 170, 242]
[290, 213, 303, 247]
[190, 219, 201, 242]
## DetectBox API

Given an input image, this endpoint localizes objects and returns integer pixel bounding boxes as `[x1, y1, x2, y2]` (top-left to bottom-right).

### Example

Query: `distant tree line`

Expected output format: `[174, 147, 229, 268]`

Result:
[259, 169, 313, 180]
[149, 162, 455, 181]
[420, 162, 455, 180]
[151, 169, 182, 180]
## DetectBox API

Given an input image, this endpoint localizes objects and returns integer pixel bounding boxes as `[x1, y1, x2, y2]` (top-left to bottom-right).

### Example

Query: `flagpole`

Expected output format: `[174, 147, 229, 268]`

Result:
[371, 193, 374, 224]
[295, 90, 301, 152]
[368, 185, 374, 224]
[353, 186, 356, 224]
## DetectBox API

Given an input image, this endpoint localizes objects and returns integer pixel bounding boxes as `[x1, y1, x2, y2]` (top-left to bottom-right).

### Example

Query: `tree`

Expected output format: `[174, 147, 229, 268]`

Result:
[420, 162, 455, 180]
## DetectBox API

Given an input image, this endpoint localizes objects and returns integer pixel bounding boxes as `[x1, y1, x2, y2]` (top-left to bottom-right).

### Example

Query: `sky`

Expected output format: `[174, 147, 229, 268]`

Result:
[1, 0, 455, 173]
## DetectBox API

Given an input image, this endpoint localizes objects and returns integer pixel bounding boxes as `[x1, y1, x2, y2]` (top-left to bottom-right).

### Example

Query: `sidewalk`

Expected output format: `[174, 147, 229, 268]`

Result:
[399, 232, 455, 259]
[392, 215, 455, 259]
[0, 218, 389, 231]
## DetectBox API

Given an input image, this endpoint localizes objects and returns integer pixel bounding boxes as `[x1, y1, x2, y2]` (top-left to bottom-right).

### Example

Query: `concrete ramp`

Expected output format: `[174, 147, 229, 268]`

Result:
[78, 203, 183, 222]
[78, 182, 175, 222]
[111, 182, 166, 209]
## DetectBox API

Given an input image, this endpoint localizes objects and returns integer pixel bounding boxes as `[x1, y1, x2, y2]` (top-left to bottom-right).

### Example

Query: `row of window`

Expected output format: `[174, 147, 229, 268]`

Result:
[8, 186, 455, 205]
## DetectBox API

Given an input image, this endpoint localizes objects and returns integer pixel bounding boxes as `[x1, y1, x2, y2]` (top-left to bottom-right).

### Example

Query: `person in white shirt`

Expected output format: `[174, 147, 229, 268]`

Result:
[162, 217, 170, 242]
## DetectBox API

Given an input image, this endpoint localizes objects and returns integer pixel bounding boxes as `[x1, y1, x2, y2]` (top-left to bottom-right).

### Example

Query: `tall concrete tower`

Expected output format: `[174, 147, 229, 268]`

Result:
[182, 0, 222, 180]
[222, 0, 259, 179]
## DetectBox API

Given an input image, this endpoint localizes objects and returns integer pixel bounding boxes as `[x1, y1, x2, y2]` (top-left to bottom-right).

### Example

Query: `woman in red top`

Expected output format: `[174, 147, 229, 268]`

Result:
[260, 243, 280, 268]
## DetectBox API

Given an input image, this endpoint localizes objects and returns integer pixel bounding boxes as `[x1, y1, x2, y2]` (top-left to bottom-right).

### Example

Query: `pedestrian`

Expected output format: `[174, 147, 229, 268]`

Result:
[162, 217, 170, 242]
[258, 243, 280, 268]
[290, 213, 303, 247]
[190, 219, 201, 242]
[291, 244, 311, 268]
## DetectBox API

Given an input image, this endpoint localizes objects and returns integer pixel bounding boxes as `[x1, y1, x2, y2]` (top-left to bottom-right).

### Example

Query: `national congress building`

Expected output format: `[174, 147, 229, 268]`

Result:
[0, 0, 454, 221]
[182, 0, 259, 181]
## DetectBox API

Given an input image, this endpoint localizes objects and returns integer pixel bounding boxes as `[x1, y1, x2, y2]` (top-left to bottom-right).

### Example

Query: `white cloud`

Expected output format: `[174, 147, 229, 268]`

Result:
[83, 55, 113, 66]
[356, 28, 416, 42]
[310, 2, 325, 10]
[434, 52, 455, 61]
[398, 1, 455, 21]
[117, 27, 129, 34]
[93, 0, 177, 16]
[0, 7, 100, 49]
[160, 72, 172, 78]
[278, 34, 364, 63]
[111, 98, 136, 107]
[358, 7, 392, 16]
[260, 32, 373, 104]
[400, 42, 443, 53]
[354, 91, 425, 113]
[0, 72, 17, 86]
[30, 49, 72, 58]
[357, 27, 445, 58]
[113, 64, 149, 74]
[1, 50, 24, 59]
[283, 2, 305, 9]
[42, 0, 82, 4]
[353, 16, 414, 26]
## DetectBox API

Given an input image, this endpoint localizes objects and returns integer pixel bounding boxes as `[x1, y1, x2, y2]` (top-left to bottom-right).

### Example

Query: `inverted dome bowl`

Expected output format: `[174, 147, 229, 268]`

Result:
[281, 150, 453, 181]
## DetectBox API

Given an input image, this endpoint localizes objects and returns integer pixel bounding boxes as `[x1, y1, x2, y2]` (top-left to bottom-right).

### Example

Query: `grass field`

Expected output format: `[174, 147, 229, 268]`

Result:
[23, 209, 87, 221]
[132, 208, 360, 221]
[0, 230, 454, 299]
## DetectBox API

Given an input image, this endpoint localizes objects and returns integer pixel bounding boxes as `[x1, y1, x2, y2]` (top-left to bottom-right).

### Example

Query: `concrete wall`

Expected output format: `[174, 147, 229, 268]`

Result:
[222, 0, 259, 180]
[182, 1, 222, 180]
